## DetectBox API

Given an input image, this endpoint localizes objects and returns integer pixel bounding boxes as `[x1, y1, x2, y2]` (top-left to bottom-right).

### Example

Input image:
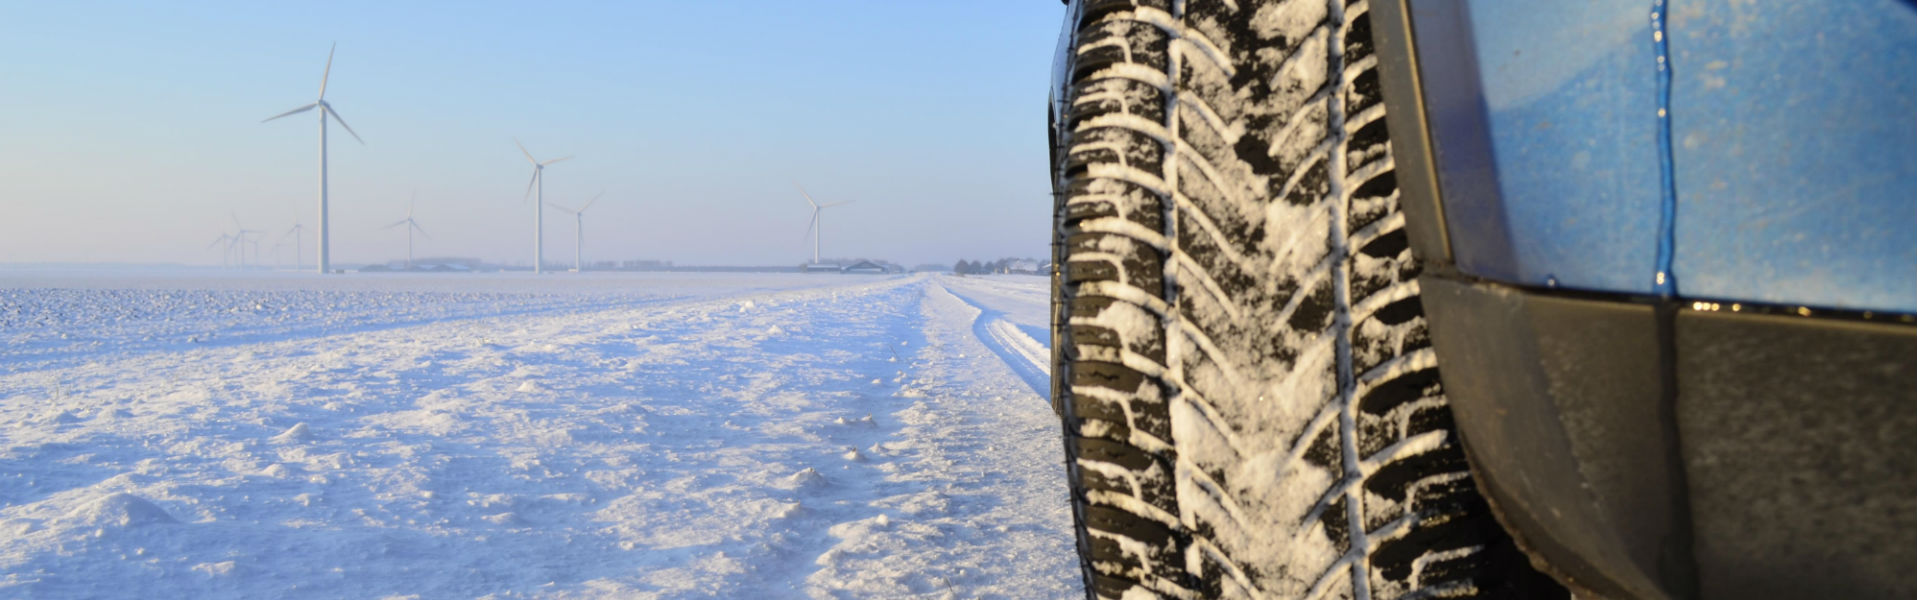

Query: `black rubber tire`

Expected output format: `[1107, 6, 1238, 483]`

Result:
[1050, 1, 1567, 598]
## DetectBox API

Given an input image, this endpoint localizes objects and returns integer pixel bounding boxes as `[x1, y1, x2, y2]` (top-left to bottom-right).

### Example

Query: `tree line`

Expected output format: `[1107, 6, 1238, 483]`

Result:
[952, 257, 1044, 275]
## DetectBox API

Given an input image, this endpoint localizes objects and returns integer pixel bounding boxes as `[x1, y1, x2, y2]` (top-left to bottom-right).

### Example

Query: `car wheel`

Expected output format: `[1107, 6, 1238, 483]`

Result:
[1051, 1, 1566, 598]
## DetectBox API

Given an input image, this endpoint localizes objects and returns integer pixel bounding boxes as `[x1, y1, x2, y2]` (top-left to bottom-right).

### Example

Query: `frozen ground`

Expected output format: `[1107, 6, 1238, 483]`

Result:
[0, 268, 1078, 598]
[0, 268, 859, 377]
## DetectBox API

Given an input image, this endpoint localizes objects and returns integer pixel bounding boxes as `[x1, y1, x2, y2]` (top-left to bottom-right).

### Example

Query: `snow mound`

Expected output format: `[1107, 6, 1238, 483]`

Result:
[897, 491, 951, 516]
[62, 493, 178, 529]
[826, 513, 892, 540]
[271, 422, 311, 443]
[38, 410, 82, 425]
[192, 561, 238, 576]
[833, 415, 876, 428]
[841, 446, 865, 462]
[787, 467, 827, 489]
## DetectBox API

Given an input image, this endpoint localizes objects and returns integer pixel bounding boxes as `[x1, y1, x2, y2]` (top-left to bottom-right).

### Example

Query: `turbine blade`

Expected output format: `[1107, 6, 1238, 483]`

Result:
[541, 155, 572, 166]
[545, 202, 576, 214]
[262, 103, 317, 123]
[382, 219, 408, 230]
[412, 221, 430, 239]
[323, 103, 364, 144]
[794, 182, 817, 208]
[230, 212, 243, 229]
[514, 139, 538, 164]
[802, 210, 818, 244]
[821, 200, 854, 208]
[580, 192, 602, 213]
[318, 43, 336, 99]
[524, 169, 539, 201]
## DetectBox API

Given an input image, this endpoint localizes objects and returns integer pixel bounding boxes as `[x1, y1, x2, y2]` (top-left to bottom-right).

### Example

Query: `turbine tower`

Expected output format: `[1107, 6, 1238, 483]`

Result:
[548, 192, 602, 272]
[515, 139, 571, 274]
[381, 196, 430, 269]
[230, 213, 263, 269]
[209, 233, 236, 267]
[279, 222, 306, 270]
[263, 43, 364, 275]
[795, 183, 853, 265]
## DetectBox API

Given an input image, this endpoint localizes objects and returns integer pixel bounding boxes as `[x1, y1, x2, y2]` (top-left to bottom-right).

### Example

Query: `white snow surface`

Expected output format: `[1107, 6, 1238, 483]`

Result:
[0, 270, 1080, 598]
[934, 276, 1052, 398]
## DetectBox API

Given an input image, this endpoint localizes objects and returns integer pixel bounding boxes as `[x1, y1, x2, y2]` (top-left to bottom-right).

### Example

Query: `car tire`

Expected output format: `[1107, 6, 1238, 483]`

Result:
[1051, 1, 1566, 598]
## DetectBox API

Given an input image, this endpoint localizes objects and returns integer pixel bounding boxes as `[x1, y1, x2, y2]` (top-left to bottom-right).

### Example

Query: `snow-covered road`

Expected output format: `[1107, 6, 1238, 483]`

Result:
[0, 272, 1080, 598]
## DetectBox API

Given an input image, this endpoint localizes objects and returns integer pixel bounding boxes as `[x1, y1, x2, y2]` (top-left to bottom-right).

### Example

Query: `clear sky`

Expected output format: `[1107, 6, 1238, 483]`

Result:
[0, 1, 1068, 268]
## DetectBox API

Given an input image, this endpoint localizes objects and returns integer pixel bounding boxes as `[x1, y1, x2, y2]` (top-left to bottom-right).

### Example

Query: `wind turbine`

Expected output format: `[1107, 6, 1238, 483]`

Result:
[230, 213, 263, 269]
[263, 43, 364, 275]
[381, 196, 430, 269]
[279, 221, 306, 270]
[795, 183, 853, 265]
[209, 233, 236, 267]
[515, 139, 571, 274]
[548, 191, 602, 272]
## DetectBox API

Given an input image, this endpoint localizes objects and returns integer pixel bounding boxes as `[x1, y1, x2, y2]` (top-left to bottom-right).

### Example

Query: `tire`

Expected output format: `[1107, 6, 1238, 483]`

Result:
[1050, 1, 1565, 598]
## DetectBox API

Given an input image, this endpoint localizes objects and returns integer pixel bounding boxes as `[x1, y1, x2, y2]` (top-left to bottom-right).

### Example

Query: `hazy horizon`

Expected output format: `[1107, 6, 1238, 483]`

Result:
[0, 1, 1065, 269]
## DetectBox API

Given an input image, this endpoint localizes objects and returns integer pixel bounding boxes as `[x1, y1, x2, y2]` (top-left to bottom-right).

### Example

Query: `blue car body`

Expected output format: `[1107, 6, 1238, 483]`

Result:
[1419, 0, 1917, 312]
[1379, 2, 1917, 598]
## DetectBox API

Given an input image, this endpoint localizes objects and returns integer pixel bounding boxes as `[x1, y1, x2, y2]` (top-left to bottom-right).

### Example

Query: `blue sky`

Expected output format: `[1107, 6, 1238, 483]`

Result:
[0, 1, 1067, 267]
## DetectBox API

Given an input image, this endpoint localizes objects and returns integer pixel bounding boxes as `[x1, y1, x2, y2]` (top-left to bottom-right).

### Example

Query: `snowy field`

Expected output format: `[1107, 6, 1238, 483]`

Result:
[0, 268, 1080, 598]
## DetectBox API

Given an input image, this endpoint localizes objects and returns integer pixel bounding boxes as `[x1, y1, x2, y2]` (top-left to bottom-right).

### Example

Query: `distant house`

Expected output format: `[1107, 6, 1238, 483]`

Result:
[1009, 260, 1042, 275]
[841, 260, 887, 274]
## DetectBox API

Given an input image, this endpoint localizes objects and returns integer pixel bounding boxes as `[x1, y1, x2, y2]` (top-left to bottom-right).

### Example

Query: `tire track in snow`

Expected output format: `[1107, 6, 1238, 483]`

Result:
[929, 281, 1052, 400]
[800, 278, 1078, 598]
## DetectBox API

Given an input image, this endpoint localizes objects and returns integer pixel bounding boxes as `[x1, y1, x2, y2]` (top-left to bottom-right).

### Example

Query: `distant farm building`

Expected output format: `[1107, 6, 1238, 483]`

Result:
[841, 260, 888, 274]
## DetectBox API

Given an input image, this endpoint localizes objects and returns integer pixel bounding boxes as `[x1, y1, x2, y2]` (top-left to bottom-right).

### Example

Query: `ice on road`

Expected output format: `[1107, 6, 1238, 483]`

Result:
[0, 271, 1080, 599]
